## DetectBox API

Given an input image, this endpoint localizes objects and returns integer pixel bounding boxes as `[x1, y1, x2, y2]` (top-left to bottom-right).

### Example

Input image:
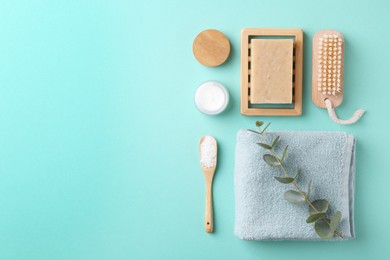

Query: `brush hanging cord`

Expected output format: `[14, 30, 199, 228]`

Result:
[324, 98, 365, 125]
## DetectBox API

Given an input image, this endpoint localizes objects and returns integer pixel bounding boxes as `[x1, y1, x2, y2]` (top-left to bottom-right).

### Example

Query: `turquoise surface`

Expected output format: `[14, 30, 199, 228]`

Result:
[0, 0, 389, 259]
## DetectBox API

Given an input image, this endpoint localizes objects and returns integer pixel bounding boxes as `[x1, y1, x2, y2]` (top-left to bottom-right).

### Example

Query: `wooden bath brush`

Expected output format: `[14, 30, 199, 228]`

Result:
[312, 30, 365, 124]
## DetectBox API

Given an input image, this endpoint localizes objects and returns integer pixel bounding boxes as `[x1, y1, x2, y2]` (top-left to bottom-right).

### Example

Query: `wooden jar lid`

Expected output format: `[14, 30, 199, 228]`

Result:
[192, 29, 230, 67]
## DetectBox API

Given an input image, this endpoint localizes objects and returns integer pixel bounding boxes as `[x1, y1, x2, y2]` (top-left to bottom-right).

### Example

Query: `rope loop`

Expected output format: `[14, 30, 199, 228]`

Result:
[324, 98, 365, 125]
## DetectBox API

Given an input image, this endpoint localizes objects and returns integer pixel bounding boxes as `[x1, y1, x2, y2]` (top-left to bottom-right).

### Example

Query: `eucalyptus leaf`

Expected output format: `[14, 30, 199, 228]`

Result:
[314, 219, 334, 239]
[306, 213, 326, 223]
[306, 180, 312, 199]
[284, 190, 306, 205]
[263, 154, 280, 166]
[260, 122, 271, 134]
[330, 211, 342, 232]
[309, 199, 329, 214]
[271, 136, 280, 148]
[274, 176, 294, 184]
[256, 121, 264, 127]
[281, 145, 288, 161]
[293, 168, 299, 180]
[257, 143, 272, 150]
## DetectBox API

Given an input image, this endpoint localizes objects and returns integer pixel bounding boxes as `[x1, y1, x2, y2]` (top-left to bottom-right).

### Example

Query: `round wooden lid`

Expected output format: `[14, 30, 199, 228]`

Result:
[192, 29, 230, 67]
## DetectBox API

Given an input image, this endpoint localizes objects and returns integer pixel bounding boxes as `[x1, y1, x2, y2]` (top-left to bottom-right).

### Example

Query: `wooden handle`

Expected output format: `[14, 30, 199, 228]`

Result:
[204, 175, 214, 233]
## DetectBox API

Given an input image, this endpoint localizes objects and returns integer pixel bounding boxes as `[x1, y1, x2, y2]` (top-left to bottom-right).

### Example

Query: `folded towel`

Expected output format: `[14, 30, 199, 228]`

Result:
[234, 129, 356, 240]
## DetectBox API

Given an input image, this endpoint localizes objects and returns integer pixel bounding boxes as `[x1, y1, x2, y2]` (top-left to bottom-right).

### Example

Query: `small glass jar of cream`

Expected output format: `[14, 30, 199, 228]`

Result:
[194, 81, 229, 115]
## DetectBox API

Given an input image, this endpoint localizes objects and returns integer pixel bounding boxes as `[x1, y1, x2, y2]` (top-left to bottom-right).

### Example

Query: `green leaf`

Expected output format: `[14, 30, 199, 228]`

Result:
[306, 213, 326, 223]
[293, 168, 299, 180]
[274, 176, 294, 184]
[281, 145, 288, 161]
[247, 129, 261, 135]
[284, 190, 306, 205]
[309, 199, 329, 214]
[330, 211, 342, 232]
[256, 121, 264, 127]
[315, 219, 334, 239]
[306, 180, 312, 198]
[271, 136, 280, 148]
[260, 122, 271, 134]
[257, 143, 272, 150]
[263, 154, 280, 166]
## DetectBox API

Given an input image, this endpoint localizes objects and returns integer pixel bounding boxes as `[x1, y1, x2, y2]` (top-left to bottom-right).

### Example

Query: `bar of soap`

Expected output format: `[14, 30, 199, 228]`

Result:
[250, 39, 293, 104]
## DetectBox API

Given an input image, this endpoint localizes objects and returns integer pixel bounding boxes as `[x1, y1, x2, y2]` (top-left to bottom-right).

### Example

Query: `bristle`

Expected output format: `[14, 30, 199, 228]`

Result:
[317, 33, 343, 97]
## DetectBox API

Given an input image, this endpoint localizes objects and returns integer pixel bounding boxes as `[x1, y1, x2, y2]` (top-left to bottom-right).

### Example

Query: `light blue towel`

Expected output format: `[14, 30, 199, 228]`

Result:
[234, 129, 356, 240]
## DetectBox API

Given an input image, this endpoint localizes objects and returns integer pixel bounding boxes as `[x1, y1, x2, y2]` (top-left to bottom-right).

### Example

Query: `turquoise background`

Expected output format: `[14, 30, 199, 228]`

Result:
[0, 0, 389, 259]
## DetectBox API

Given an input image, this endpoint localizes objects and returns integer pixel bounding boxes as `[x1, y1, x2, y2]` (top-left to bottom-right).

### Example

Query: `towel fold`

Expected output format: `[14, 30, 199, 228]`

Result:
[234, 129, 356, 240]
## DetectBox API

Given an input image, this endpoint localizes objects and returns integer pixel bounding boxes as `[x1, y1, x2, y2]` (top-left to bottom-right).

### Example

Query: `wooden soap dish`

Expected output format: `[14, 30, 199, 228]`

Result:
[240, 28, 303, 116]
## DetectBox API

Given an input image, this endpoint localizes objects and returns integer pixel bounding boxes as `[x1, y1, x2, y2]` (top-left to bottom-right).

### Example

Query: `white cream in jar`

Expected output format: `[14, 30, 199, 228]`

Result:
[194, 81, 229, 115]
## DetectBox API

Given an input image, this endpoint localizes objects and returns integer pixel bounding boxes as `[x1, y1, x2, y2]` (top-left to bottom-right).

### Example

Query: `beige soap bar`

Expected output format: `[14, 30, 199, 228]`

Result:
[250, 39, 293, 104]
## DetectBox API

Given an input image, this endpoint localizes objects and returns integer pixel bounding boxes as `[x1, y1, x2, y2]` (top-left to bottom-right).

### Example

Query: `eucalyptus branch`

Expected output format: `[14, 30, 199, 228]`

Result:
[251, 121, 344, 239]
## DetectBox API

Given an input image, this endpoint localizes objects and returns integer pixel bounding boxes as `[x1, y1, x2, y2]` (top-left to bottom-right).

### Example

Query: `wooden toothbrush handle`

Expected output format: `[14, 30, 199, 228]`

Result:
[205, 175, 214, 233]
